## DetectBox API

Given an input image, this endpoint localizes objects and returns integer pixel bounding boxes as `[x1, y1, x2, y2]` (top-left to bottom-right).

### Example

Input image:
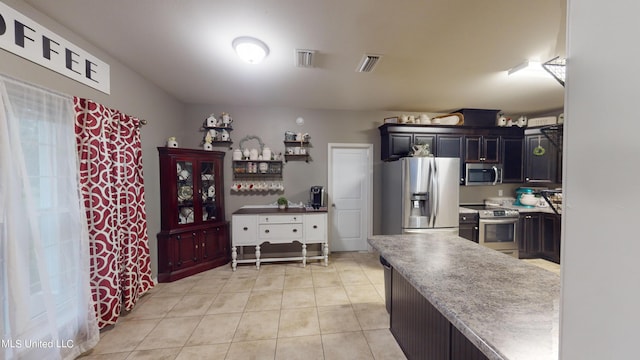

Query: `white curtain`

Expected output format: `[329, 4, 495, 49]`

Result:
[0, 75, 99, 359]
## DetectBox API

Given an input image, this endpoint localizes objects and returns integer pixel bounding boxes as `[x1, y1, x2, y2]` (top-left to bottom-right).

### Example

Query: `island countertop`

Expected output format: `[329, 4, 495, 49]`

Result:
[368, 233, 559, 360]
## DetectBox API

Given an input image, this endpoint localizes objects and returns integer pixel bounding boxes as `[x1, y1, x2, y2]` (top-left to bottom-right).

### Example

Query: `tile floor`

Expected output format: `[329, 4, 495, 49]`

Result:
[522, 258, 561, 274]
[79, 252, 407, 360]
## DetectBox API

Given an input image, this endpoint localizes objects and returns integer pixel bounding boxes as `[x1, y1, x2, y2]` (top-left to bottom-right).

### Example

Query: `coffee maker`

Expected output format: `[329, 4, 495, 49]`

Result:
[309, 186, 325, 209]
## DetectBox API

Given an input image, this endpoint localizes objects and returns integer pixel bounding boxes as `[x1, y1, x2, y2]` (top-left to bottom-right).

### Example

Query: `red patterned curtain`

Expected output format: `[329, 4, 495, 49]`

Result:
[74, 97, 154, 328]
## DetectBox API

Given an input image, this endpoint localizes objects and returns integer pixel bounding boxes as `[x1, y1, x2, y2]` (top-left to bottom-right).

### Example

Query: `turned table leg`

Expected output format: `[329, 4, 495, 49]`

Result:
[323, 242, 329, 266]
[231, 246, 237, 271]
[302, 244, 307, 267]
[255, 244, 261, 270]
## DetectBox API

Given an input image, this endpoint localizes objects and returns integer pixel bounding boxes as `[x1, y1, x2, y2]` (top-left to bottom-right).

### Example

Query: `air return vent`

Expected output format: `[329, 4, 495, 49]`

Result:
[295, 49, 316, 68]
[356, 54, 382, 72]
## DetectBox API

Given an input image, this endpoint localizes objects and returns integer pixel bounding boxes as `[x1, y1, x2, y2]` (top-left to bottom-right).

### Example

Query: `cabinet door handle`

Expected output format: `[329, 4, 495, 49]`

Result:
[313, 225, 317, 229]
[243, 227, 248, 231]
[474, 227, 478, 230]
[462, 216, 467, 221]
[525, 215, 532, 219]
[293, 229, 298, 233]
[265, 229, 270, 233]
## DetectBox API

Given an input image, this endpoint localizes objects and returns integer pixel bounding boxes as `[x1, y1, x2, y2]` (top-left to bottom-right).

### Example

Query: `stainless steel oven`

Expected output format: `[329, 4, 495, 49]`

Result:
[477, 208, 519, 257]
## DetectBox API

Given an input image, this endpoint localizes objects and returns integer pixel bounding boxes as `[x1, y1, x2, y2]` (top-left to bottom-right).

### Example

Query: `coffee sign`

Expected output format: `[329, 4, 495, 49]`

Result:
[0, 2, 110, 94]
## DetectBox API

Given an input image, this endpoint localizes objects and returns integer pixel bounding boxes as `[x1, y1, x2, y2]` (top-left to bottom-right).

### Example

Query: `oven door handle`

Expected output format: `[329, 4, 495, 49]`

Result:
[479, 218, 518, 225]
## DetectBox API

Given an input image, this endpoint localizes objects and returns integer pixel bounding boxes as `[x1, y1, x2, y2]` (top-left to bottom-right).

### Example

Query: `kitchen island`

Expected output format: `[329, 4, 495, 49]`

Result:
[369, 233, 559, 360]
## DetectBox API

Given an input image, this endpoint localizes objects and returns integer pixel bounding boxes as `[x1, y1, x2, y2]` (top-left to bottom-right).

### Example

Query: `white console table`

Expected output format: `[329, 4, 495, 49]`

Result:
[231, 207, 328, 271]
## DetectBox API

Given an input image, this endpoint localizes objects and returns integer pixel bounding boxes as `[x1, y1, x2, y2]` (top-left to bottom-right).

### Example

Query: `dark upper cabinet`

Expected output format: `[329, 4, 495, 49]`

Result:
[524, 133, 557, 183]
[437, 134, 465, 184]
[464, 135, 499, 163]
[384, 133, 436, 159]
[524, 126, 562, 184]
[379, 124, 525, 186]
[501, 137, 524, 183]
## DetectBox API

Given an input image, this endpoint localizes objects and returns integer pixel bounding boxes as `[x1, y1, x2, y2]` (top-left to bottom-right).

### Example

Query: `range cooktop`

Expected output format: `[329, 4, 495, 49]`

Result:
[461, 204, 519, 218]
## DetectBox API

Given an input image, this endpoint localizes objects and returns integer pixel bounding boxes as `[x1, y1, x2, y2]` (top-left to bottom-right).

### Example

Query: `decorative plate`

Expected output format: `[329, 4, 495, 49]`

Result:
[178, 186, 193, 201]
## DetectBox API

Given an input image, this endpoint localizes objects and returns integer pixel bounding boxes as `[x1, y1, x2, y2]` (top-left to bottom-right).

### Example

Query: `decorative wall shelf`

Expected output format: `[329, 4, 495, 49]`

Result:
[284, 140, 311, 162]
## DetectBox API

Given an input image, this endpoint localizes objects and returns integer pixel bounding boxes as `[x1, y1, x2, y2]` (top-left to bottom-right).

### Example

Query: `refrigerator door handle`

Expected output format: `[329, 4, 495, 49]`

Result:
[431, 159, 439, 227]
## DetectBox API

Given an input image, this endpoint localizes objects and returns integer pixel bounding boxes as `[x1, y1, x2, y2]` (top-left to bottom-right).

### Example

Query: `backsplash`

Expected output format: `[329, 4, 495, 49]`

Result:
[459, 184, 523, 204]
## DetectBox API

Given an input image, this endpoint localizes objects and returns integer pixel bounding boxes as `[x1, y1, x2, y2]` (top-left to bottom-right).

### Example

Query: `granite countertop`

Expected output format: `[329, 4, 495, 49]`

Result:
[368, 233, 559, 360]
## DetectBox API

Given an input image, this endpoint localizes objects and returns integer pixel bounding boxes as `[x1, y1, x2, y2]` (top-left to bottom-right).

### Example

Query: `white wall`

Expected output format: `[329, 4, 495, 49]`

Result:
[0, 0, 186, 277]
[560, 0, 640, 358]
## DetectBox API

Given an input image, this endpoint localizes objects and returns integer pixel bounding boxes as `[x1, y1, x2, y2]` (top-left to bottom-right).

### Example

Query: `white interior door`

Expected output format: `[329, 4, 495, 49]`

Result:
[328, 144, 372, 252]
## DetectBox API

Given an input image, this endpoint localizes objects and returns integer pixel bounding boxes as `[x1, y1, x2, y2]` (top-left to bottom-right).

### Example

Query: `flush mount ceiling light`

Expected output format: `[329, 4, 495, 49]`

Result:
[232, 36, 270, 64]
[507, 59, 549, 77]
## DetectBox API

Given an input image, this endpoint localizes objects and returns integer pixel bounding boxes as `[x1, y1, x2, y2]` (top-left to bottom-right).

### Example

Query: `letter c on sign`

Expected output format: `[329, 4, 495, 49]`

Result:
[0, 13, 6, 35]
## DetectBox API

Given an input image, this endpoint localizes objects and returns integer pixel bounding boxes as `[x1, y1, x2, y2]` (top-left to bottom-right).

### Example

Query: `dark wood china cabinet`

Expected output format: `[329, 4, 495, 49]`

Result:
[157, 147, 230, 282]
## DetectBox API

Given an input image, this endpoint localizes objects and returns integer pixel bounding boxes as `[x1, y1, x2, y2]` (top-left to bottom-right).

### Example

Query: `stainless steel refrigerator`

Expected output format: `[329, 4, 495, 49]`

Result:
[381, 157, 460, 234]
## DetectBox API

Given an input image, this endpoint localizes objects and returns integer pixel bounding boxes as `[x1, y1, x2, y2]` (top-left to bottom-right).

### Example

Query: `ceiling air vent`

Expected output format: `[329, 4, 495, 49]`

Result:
[356, 54, 382, 72]
[295, 49, 316, 68]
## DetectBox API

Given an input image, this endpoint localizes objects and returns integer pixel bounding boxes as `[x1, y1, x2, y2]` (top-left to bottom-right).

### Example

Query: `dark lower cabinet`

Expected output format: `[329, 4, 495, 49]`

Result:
[459, 213, 479, 243]
[518, 213, 541, 258]
[391, 269, 489, 360]
[517, 212, 561, 264]
[541, 214, 561, 264]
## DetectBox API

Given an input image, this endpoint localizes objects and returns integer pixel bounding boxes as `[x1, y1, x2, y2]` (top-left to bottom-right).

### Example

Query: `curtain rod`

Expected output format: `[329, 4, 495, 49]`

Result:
[1, 72, 149, 127]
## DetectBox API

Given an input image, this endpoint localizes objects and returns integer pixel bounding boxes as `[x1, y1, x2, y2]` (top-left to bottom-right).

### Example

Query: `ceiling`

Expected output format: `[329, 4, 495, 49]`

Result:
[24, 0, 566, 114]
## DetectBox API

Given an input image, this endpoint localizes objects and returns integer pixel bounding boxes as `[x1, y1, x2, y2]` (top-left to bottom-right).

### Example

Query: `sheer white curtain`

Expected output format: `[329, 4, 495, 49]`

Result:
[0, 75, 99, 359]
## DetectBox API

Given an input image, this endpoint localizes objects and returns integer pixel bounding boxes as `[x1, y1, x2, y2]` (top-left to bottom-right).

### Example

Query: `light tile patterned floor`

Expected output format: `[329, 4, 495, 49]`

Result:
[79, 252, 407, 360]
[522, 258, 561, 274]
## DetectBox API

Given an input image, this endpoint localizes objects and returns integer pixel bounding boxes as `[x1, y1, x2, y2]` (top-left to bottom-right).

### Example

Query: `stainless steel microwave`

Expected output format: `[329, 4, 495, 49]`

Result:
[465, 163, 503, 186]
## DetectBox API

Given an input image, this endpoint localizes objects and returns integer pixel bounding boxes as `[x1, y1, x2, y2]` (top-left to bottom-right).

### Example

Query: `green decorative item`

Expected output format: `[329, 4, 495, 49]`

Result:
[277, 197, 288, 209]
[533, 136, 546, 156]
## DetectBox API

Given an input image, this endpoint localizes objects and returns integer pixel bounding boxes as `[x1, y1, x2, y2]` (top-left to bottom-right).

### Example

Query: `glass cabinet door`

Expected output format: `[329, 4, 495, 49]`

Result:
[177, 160, 194, 224]
[200, 161, 218, 222]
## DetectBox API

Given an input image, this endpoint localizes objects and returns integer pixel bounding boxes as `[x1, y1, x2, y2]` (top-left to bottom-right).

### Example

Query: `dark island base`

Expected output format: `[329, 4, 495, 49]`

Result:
[391, 268, 489, 360]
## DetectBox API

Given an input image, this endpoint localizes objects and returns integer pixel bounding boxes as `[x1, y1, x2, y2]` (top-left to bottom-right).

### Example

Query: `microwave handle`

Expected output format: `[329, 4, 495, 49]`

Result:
[492, 166, 498, 185]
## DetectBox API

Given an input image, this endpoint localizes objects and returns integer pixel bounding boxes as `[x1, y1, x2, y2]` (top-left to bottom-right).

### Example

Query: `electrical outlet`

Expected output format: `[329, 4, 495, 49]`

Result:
[498, 189, 504, 196]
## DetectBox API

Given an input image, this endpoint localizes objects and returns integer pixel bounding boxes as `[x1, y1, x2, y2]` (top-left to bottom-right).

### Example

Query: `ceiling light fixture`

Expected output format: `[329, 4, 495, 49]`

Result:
[232, 36, 269, 64]
[507, 59, 547, 77]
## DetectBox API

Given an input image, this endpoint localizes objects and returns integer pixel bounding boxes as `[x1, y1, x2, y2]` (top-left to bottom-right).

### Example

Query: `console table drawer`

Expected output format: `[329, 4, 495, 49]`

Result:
[259, 224, 303, 241]
[232, 215, 258, 246]
[259, 215, 302, 224]
[304, 214, 327, 242]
